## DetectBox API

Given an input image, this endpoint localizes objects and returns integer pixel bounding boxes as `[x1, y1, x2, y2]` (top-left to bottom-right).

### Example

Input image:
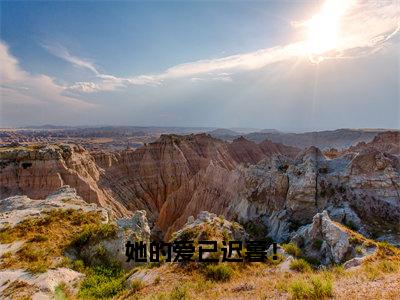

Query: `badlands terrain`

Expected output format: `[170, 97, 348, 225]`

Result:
[0, 127, 399, 299]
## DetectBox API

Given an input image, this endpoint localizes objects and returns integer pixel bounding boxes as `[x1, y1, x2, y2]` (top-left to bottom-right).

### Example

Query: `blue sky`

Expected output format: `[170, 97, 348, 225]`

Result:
[1, 0, 399, 131]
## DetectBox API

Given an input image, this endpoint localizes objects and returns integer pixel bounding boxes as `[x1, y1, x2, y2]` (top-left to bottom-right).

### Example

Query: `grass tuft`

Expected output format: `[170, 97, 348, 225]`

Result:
[289, 274, 333, 299]
[0, 209, 110, 273]
[169, 285, 190, 300]
[290, 259, 312, 273]
[281, 242, 302, 257]
[70, 223, 117, 248]
[78, 261, 125, 299]
[130, 279, 145, 292]
[204, 263, 234, 282]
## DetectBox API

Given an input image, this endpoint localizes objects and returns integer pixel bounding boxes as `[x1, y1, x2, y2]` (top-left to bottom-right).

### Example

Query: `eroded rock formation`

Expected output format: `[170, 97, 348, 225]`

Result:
[0, 145, 128, 216]
[229, 132, 399, 243]
[1, 132, 399, 243]
[0, 134, 298, 237]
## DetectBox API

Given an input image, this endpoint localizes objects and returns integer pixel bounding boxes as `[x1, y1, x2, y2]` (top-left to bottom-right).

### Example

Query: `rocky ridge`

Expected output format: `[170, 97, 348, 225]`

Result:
[229, 134, 400, 244]
[0, 132, 399, 244]
[0, 134, 299, 237]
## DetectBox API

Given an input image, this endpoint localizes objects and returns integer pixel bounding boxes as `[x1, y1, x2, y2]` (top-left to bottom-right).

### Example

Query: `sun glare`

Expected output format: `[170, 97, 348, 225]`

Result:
[304, 0, 353, 57]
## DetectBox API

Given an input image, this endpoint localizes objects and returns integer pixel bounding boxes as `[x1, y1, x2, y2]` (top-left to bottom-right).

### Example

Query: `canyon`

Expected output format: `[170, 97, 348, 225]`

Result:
[1, 130, 399, 244]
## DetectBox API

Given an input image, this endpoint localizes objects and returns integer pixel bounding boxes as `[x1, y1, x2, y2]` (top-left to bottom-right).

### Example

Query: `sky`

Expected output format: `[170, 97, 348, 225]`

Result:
[0, 0, 399, 131]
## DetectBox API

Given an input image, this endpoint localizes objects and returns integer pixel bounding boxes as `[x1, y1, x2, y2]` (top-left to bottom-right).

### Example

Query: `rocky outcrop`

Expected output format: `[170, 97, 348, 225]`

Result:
[68, 209, 151, 269]
[227, 137, 265, 165]
[0, 145, 129, 216]
[346, 131, 400, 155]
[0, 268, 83, 300]
[92, 133, 298, 237]
[234, 146, 331, 228]
[259, 139, 300, 158]
[286, 147, 327, 223]
[158, 164, 244, 238]
[231, 138, 399, 242]
[0, 187, 154, 298]
[0, 186, 109, 229]
[1, 131, 398, 243]
[291, 211, 360, 265]
[117, 210, 151, 242]
[172, 211, 248, 242]
[0, 186, 152, 272]
[91, 134, 244, 231]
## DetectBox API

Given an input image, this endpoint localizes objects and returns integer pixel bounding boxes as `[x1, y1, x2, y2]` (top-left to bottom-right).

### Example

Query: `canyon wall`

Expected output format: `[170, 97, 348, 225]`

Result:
[1, 132, 399, 242]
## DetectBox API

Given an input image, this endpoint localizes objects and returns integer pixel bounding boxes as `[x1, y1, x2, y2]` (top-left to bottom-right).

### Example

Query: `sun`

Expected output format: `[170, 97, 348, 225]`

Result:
[304, 0, 353, 56]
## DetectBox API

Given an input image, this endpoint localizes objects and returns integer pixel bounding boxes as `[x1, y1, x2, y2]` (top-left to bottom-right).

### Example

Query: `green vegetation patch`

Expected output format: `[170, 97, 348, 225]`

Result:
[281, 242, 302, 257]
[289, 274, 333, 299]
[0, 209, 109, 273]
[289, 259, 312, 273]
[204, 263, 234, 282]
[70, 222, 117, 248]
[77, 261, 126, 299]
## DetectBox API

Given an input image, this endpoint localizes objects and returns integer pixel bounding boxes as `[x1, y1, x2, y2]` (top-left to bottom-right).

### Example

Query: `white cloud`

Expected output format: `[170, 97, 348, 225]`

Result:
[190, 73, 232, 83]
[42, 43, 100, 75]
[0, 42, 28, 83]
[0, 41, 94, 109]
[43, 0, 399, 94]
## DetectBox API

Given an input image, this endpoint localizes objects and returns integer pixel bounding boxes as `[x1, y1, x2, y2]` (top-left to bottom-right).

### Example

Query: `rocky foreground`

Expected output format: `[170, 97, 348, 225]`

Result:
[0, 187, 399, 299]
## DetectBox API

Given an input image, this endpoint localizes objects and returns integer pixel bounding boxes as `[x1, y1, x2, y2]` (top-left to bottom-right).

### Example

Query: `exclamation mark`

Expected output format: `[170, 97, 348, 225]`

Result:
[273, 242, 278, 260]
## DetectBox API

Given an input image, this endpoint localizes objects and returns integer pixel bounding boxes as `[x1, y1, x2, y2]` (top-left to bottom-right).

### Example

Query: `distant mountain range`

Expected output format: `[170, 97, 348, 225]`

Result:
[209, 128, 397, 149]
[3, 125, 398, 150]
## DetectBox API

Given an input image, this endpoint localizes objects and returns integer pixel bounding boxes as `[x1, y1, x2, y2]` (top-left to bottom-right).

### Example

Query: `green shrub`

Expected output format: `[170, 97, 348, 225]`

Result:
[289, 259, 312, 272]
[191, 278, 214, 293]
[29, 261, 49, 273]
[290, 279, 312, 299]
[363, 264, 380, 280]
[71, 223, 117, 247]
[289, 275, 333, 299]
[72, 259, 86, 272]
[204, 263, 234, 282]
[0, 228, 13, 243]
[169, 285, 189, 300]
[78, 262, 125, 299]
[222, 229, 230, 242]
[96, 245, 107, 257]
[376, 242, 399, 257]
[330, 265, 345, 277]
[30, 234, 49, 242]
[171, 228, 197, 241]
[282, 242, 302, 257]
[310, 275, 333, 298]
[56, 257, 72, 268]
[378, 259, 398, 273]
